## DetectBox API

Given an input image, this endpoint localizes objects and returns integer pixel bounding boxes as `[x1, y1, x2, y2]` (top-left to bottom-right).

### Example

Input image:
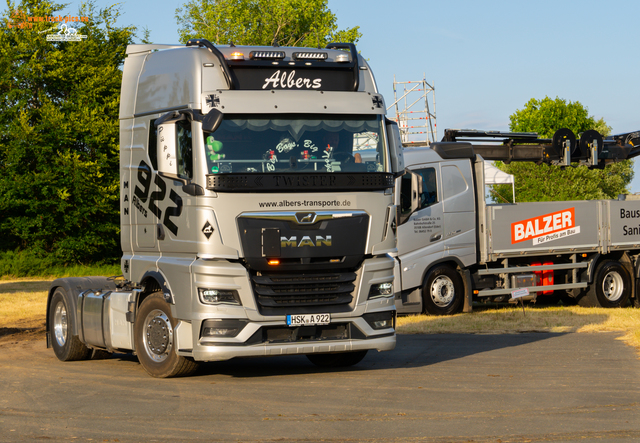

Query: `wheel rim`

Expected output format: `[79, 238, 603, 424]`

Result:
[431, 276, 455, 307]
[53, 301, 68, 347]
[142, 309, 173, 363]
[602, 271, 624, 302]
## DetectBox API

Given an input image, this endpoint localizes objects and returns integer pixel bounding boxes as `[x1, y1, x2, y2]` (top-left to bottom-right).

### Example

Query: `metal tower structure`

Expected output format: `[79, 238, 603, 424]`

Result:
[387, 75, 437, 145]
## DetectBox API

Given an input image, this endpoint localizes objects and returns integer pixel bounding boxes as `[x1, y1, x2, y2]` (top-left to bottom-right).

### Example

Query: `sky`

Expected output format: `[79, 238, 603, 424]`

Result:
[5, 0, 640, 191]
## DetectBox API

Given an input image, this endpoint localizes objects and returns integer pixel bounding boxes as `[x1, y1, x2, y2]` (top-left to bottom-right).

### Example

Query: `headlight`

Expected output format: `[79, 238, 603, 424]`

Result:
[368, 282, 394, 299]
[363, 311, 396, 330]
[201, 319, 247, 338]
[198, 288, 242, 305]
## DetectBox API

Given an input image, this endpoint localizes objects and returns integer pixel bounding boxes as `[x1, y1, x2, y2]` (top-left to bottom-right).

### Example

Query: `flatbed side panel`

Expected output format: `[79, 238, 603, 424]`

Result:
[608, 200, 640, 251]
[487, 201, 602, 257]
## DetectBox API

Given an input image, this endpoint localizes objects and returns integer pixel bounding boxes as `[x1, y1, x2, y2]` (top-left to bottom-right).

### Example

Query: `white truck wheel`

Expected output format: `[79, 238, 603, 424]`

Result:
[580, 260, 631, 308]
[134, 292, 199, 378]
[49, 288, 91, 361]
[422, 265, 464, 316]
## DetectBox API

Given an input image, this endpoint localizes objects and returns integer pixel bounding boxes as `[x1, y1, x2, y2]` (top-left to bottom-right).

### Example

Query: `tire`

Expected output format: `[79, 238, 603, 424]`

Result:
[422, 265, 464, 316]
[306, 350, 368, 368]
[49, 288, 91, 361]
[134, 292, 199, 378]
[579, 260, 631, 308]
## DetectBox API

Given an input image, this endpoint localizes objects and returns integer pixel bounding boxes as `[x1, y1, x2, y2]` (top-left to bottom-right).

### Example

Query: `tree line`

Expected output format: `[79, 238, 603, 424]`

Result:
[0, 0, 631, 272]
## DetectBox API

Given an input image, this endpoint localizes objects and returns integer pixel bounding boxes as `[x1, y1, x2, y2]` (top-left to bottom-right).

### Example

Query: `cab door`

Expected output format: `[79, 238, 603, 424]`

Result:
[441, 160, 476, 265]
[396, 163, 445, 291]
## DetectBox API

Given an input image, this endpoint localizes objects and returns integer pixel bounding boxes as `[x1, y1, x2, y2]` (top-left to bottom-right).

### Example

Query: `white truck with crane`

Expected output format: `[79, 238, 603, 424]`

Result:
[46, 40, 408, 377]
[393, 128, 640, 315]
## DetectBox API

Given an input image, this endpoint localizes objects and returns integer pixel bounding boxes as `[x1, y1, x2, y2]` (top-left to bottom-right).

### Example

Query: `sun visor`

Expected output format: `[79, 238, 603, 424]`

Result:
[201, 90, 386, 115]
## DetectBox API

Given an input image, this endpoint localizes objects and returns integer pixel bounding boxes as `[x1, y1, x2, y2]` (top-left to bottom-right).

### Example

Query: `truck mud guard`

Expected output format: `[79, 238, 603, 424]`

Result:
[46, 277, 118, 348]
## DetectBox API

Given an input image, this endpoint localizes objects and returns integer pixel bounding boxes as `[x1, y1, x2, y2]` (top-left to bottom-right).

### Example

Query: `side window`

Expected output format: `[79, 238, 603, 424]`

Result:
[148, 119, 158, 170]
[415, 167, 438, 209]
[176, 120, 193, 179]
[442, 165, 468, 200]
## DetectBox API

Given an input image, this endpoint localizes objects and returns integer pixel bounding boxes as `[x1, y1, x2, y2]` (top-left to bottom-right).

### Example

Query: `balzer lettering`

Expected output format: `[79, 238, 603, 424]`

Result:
[512, 208, 575, 244]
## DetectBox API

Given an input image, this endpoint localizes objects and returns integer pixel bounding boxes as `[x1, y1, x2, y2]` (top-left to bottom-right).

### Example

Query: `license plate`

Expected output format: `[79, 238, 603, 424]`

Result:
[286, 313, 330, 327]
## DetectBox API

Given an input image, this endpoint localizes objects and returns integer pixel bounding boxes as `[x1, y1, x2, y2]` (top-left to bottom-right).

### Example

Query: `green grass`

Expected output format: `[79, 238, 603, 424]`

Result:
[0, 249, 120, 279]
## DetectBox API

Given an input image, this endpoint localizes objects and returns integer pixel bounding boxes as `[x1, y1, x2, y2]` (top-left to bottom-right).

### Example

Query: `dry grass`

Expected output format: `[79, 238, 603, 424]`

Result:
[0, 279, 50, 333]
[397, 306, 640, 353]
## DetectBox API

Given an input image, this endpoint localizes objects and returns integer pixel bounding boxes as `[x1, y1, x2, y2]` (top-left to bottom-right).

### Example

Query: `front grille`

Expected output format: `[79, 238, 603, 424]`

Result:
[251, 272, 356, 307]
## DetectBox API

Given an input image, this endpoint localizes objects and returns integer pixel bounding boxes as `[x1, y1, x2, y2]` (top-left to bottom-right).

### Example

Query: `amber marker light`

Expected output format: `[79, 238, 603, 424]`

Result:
[267, 259, 280, 266]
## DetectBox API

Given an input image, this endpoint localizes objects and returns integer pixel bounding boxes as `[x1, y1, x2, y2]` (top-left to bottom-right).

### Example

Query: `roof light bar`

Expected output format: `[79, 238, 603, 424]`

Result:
[250, 51, 285, 60]
[228, 51, 245, 60]
[293, 52, 328, 60]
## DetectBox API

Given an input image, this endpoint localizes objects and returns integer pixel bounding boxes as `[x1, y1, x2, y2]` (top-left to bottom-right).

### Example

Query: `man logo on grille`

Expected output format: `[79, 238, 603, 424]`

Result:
[295, 212, 317, 224]
[281, 235, 332, 248]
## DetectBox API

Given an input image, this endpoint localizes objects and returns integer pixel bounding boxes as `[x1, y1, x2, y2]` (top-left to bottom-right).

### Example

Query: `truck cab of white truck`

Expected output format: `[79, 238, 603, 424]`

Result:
[394, 130, 640, 316]
[46, 40, 407, 377]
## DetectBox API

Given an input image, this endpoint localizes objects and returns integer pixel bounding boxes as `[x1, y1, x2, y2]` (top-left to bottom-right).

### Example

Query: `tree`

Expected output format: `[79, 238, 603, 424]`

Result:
[0, 0, 135, 265]
[492, 97, 633, 203]
[175, 0, 361, 47]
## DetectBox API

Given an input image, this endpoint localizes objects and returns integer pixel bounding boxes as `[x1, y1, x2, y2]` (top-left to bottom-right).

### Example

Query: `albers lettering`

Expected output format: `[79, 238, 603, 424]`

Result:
[281, 235, 332, 248]
[262, 70, 321, 90]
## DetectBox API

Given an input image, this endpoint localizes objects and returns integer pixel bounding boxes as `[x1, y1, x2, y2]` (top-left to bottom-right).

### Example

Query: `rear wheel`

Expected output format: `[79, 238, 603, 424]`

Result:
[422, 265, 464, 315]
[49, 288, 91, 361]
[306, 350, 368, 368]
[579, 260, 631, 308]
[134, 292, 199, 378]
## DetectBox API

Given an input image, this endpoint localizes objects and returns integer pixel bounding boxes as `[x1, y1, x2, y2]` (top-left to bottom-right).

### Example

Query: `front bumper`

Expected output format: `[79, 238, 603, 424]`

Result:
[176, 313, 396, 362]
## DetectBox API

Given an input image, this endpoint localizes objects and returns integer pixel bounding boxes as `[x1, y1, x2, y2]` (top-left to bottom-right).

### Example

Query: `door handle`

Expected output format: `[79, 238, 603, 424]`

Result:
[430, 233, 442, 242]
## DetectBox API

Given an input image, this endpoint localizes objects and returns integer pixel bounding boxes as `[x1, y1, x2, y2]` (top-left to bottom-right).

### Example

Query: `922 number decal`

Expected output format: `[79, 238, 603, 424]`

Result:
[133, 160, 183, 236]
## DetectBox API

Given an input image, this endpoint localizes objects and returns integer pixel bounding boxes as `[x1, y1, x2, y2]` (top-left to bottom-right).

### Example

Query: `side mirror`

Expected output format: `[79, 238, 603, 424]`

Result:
[202, 109, 223, 133]
[386, 119, 405, 174]
[410, 169, 423, 214]
[398, 169, 423, 225]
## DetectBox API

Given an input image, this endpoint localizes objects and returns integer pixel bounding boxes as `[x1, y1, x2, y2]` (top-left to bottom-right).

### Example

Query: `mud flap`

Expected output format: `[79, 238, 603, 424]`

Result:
[462, 268, 473, 313]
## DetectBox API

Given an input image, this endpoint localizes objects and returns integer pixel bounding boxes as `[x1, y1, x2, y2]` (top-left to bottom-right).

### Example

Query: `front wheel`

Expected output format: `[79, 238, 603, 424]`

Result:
[134, 293, 199, 378]
[306, 350, 368, 368]
[49, 288, 91, 361]
[579, 260, 631, 308]
[422, 265, 464, 315]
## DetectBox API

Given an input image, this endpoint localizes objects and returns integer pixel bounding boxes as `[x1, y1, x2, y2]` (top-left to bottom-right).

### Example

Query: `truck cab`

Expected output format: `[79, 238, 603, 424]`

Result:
[394, 146, 476, 315]
[46, 40, 404, 377]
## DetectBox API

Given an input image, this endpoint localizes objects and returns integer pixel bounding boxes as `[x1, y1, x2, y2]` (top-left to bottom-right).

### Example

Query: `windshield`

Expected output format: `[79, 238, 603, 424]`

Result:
[204, 115, 387, 174]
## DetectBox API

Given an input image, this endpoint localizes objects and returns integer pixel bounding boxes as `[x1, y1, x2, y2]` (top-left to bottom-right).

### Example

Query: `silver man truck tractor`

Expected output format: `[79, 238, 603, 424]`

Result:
[46, 40, 406, 377]
[393, 128, 640, 315]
